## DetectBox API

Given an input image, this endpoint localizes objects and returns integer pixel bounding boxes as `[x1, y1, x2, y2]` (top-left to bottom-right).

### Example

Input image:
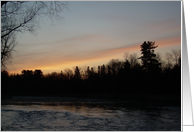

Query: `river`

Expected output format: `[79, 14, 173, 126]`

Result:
[1, 96, 181, 131]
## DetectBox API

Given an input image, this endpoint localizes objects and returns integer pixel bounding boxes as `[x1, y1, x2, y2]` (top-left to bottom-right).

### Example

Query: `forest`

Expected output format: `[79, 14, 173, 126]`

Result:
[1, 41, 181, 105]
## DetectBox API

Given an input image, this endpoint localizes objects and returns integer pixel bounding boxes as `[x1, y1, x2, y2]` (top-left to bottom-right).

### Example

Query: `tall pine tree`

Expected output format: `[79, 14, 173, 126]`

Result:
[138, 41, 161, 73]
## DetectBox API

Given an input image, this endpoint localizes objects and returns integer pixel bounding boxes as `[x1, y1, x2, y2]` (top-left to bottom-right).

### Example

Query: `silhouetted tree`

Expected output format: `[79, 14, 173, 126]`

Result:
[1, 70, 11, 97]
[1, 46, 181, 101]
[90, 67, 95, 77]
[1, 1, 68, 67]
[124, 60, 130, 73]
[138, 41, 161, 72]
[129, 53, 138, 68]
[164, 49, 181, 70]
[165, 52, 173, 69]
[107, 65, 111, 76]
[60, 70, 64, 80]
[87, 66, 90, 78]
[101, 64, 106, 78]
[79, 66, 88, 80]
[170, 49, 181, 65]
[1, 70, 9, 78]
[98, 66, 101, 75]
[123, 52, 130, 61]
[48, 72, 59, 80]
[1, 31, 16, 67]
[64, 68, 73, 80]
[34, 69, 43, 79]
[22, 70, 33, 78]
[74, 66, 81, 80]
[154, 52, 166, 70]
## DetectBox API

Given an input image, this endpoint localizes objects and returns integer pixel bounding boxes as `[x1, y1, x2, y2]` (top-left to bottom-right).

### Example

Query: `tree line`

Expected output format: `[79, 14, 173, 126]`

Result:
[2, 41, 181, 100]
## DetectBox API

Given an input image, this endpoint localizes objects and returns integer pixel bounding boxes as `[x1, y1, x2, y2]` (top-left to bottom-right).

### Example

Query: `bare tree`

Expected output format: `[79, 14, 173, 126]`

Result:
[1, 1, 68, 67]
[170, 49, 181, 65]
[123, 52, 139, 68]
[107, 59, 122, 75]
[165, 52, 172, 68]
[123, 52, 129, 61]
[64, 68, 73, 80]
[165, 49, 181, 69]
[1, 31, 17, 67]
[154, 52, 165, 69]
[129, 53, 138, 68]
[79, 66, 87, 80]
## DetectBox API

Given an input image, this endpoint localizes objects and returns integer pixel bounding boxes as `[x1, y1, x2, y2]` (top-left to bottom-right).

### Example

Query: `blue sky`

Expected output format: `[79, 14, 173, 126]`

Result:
[7, 1, 181, 74]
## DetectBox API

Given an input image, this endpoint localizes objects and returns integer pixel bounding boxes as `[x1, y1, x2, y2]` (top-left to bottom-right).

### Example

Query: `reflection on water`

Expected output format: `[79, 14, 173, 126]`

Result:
[1, 104, 126, 118]
[1, 98, 181, 131]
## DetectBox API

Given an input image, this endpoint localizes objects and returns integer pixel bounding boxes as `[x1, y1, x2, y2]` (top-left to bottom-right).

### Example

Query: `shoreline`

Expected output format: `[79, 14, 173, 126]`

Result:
[1, 94, 180, 107]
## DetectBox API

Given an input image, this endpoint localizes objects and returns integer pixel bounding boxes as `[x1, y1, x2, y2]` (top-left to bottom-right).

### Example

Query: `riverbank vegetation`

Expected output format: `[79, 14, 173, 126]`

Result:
[1, 41, 181, 105]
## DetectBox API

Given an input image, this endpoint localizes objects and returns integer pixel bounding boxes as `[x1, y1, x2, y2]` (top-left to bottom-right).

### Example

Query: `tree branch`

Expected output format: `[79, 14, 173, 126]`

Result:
[1, 1, 8, 7]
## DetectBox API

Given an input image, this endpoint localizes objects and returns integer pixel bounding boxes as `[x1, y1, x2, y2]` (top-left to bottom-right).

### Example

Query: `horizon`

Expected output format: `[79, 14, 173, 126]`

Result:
[3, 1, 181, 74]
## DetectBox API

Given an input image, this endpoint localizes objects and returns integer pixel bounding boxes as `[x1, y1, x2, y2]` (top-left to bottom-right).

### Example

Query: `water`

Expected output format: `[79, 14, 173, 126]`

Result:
[1, 97, 181, 131]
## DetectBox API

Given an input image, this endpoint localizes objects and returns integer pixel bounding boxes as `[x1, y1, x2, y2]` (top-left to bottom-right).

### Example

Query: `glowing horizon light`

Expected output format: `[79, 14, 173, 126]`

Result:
[4, 1, 181, 75]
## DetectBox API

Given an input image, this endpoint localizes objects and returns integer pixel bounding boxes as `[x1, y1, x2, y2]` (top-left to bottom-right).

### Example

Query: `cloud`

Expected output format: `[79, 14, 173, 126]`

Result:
[40, 36, 180, 69]
[155, 36, 181, 47]
[145, 18, 181, 36]
[7, 35, 181, 74]
[107, 36, 181, 53]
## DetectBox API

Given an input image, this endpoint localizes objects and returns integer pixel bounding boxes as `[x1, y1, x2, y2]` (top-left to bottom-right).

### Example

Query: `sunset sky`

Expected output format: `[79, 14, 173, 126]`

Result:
[6, 1, 181, 74]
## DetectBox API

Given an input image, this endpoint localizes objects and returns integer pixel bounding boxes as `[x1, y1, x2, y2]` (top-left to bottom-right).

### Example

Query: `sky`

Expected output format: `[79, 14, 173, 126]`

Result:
[6, 1, 181, 74]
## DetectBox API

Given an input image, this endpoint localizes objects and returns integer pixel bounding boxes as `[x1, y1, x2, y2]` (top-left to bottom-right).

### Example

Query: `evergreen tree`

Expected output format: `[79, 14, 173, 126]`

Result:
[138, 41, 161, 72]
[74, 66, 81, 80]
[101, 64, 106, 78]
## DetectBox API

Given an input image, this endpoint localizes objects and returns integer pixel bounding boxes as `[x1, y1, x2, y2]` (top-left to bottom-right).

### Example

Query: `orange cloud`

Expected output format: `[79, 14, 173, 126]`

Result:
[109, 36, 181, 53]
[7, 36, 181, 75]
[155, 36, 181, 47]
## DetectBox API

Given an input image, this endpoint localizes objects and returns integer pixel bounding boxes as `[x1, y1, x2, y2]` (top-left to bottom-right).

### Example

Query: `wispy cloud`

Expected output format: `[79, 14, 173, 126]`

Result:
[6, 1, 181, 74]
[8, 35, 181, 74]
